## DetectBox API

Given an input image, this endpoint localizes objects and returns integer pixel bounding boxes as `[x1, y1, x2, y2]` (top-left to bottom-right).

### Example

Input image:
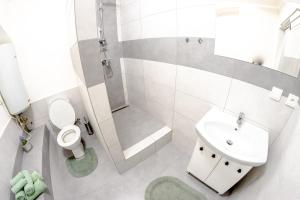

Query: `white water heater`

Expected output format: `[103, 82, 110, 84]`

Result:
[0, 43, 30, 115]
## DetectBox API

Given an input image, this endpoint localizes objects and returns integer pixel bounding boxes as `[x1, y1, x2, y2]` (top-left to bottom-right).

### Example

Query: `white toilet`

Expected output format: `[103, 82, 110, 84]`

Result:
[48, 97, 85, 159]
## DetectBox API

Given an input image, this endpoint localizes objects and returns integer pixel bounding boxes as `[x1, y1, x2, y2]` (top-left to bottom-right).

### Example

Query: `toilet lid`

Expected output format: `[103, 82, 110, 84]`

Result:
[49, 99, 75, 129]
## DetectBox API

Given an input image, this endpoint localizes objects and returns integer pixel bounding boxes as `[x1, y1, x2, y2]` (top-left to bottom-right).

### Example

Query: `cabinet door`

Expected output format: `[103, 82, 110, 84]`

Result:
[205, 158, 252, 194]
[187, 139, 221, 181]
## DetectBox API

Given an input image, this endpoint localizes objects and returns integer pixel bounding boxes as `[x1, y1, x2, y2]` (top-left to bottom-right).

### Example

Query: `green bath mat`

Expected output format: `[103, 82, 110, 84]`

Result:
[145, 176, 207, 200]
[65, 148, 98, 177]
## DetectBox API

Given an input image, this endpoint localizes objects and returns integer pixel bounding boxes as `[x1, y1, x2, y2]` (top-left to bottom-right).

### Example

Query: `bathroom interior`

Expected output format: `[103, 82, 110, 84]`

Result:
[0, 0, 300, 199]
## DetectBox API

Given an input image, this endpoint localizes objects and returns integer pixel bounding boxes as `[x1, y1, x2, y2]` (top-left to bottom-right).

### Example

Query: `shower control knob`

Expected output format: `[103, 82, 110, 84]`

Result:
[225, 161, 229, 166]
[237, 169, 242, 173]
[211, 154, 216, 158]
[99, 39, 107, 46]
[199, 147, 204, 151]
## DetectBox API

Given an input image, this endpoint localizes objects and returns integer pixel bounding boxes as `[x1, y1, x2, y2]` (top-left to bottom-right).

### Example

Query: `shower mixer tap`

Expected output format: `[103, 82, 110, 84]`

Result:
[101, 59, 113, 79]
[99, 39, 107, 47]
[101, 59, 110, 67]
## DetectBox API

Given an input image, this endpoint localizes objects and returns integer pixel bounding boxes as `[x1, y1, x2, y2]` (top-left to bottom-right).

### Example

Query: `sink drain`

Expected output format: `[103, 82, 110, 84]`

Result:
[226, 140, 233, 146]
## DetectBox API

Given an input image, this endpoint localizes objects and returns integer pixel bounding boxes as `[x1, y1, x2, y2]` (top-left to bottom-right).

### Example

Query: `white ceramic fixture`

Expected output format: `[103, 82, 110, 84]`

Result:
[196, 108, 269, 166]
[49, 98, 85, 159]
[187, 108, 269, 194]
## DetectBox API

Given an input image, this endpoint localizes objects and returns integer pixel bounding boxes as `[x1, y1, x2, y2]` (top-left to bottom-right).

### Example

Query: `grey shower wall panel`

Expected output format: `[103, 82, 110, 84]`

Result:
[122, 37, 300, 97]
[78, 39, 105, 88]
[97, 0, 126, 110]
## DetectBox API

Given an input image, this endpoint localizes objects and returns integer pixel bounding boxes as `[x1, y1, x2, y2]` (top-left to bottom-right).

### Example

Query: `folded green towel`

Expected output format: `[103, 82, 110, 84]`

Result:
[10, 172, 24, 186]
[23, 170, 34, 196]
[31, 171, 43, 182]
[15, 190, 26, 200]
[11, 178, 27, 194]
[26, 179, 47, 200]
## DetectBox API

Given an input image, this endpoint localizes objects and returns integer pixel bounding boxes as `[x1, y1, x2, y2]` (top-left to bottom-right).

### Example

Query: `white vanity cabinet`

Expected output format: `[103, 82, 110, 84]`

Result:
[205, 158, 252, 194]
[187, 139, 252, 195]
[187, 140, 221, 181]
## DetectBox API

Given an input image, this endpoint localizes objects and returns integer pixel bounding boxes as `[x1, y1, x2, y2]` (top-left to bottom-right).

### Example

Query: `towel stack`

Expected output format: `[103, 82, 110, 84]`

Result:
[10, 170, 46, 200]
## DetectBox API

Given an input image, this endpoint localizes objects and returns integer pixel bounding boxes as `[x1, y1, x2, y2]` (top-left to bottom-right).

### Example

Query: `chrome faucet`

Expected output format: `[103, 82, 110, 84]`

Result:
[236, 112, 245, 127]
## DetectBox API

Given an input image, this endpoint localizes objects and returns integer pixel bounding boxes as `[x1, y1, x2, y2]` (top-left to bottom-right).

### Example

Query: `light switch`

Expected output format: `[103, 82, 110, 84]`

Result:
[285, 94, 299, 108]
[269, 87, 283, 101]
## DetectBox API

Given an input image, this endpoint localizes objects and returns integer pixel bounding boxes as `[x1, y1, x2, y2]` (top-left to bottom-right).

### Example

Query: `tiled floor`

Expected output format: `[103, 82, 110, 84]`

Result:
[49, 127, 223, 200]
[112, 105, 164, 150]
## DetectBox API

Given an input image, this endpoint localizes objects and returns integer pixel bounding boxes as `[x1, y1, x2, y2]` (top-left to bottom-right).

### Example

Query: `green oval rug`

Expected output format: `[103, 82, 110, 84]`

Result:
[65, 148, 98, 177]
[145, 176, 207, 200]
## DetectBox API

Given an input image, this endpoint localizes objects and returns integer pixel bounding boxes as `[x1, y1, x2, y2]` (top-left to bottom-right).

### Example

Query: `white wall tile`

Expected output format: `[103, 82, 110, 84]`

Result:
[145, 79, 175, 109]
[141, 0, 176, 17]
[143, 60, 177, 89]
[70, 43, 86, 84]
[121, 20, 142, 41]
[120, 59, 129, 104]
[123, 58, 144, 77]
[174, 91, 213, 122]
[176, 65, 231, 108]
[127, 87, 147, 110]
[126, 74, 145, 94]
[177, 6, 216, 38]
[120, 0, 137, 7]
[225, 79, 293, 142]
[125, 73, 147, 109]
[88, 83, 112, 122]
[120, 0, 140, 24]
[78, 82, 111, 154]
[116, 3, 123, 42]
[173, 112, 197, 140]
[99, 117, 120, 148]
[141, 10, 177, 38]
[177, 0, 216, 9]
[75, 0, 98, 41]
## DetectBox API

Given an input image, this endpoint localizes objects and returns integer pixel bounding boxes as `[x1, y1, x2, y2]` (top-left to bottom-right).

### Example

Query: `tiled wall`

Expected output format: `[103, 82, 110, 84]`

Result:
[121, 58, 293, 155]
[118, 0, 300, 97]
[118, 0, 215, 41]
[24, 87, 87, 130]
[96, 0, 127, 110]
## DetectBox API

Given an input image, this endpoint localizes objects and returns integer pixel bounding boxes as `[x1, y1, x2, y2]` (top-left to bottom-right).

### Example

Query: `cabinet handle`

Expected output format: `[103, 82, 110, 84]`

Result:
[237, 169, 242, 173]
[225, 161, 229, 166]
[211, 154, 216, 158]
[199, 147, 204, 151]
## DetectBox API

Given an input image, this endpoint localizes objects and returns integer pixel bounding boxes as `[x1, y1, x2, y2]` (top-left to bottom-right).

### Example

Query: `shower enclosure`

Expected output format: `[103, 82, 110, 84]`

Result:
[96, 0, 171, 154]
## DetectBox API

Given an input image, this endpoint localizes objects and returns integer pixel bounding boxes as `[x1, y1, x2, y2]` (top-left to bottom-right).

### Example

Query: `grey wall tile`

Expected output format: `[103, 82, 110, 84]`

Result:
[94, 0, 126, 110]
[122, 38, 177, 64]
[78, 39, 105, 88]
[122, 37, 300, 97]
[105, 72, 126, 109]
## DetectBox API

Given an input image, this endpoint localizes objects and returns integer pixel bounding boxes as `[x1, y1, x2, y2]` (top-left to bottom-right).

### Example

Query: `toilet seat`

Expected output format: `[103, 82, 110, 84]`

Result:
[57, 125, 81, 149]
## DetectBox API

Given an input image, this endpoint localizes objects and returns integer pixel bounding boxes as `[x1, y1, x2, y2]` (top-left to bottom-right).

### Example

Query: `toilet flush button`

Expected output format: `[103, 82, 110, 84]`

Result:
[285, 94, 299, 108]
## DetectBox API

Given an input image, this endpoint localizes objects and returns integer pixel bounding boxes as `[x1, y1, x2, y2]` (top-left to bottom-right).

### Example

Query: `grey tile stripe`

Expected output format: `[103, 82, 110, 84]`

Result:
[78, 39, 105, 88]
[122, 37, 300, 97]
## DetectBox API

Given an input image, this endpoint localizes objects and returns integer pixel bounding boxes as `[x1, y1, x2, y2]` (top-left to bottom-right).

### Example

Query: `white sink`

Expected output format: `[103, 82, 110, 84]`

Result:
[195, 108, 269, 167]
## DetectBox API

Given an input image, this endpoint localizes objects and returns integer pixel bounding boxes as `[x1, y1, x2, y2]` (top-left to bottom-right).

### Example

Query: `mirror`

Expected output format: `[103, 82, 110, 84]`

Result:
[214, 0, 300, 77]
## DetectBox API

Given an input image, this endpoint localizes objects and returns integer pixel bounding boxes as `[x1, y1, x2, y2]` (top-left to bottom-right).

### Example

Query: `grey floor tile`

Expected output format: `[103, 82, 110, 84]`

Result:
[112, 105, 164, 149]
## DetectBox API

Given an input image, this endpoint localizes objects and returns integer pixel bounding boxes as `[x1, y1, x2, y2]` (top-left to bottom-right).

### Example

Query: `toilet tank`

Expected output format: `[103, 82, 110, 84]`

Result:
[0, 43, 30, 115]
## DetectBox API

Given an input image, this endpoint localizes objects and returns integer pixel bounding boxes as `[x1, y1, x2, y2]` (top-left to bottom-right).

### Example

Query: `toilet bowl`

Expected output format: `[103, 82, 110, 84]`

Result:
[49, 97, 85, 159]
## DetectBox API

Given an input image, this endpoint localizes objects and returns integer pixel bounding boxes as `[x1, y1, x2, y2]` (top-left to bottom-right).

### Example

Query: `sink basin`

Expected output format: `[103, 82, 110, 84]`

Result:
[195, 108, 269, 166]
